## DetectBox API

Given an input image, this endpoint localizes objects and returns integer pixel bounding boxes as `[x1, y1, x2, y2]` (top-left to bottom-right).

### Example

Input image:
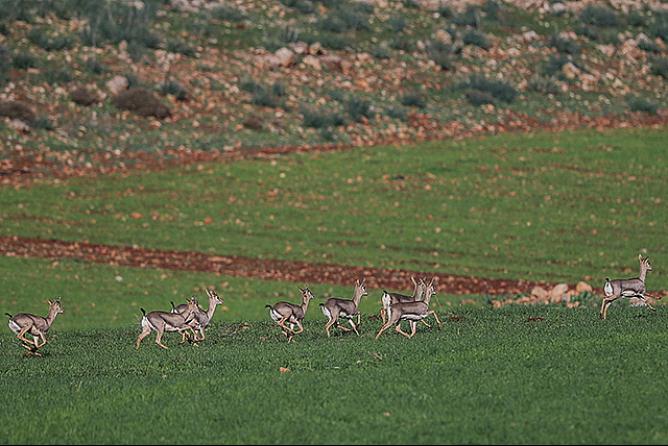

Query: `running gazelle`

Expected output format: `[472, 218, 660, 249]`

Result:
[171, 289, 224, 342]
[6, 298, 63, 352]
[266, 287, 314, 342]
[375, 278, 442, 339]
[320, 278, 367, 337]
[135, 297, 198, 349]
[380, 277, 426, 324]
[600, 254, 654, 320]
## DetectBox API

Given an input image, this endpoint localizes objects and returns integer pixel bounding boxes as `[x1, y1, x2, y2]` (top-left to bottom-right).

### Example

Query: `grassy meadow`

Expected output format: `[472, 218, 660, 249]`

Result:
[1, 127, 667, 444]
[1, 128, 666, 287]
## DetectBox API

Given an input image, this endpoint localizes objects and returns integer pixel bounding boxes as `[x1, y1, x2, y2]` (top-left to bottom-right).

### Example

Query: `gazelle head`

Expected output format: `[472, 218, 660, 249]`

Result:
[48, 298, 64, 315]
[299, 287, 315, 303]
[639, 254, 652, 273]
[423, 278, 437, 305]
[354, 278, 368, 302]
[206, 289, 224, 306]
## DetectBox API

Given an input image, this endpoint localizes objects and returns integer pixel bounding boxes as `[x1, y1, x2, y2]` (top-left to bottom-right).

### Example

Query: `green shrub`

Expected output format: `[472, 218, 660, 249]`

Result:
[482, 0, 501, 21]
[388, 16, 407, 33]
[389, 35, 414, 52]
[401, 93, 426, 109]
[167, 39, 196, 57]
[271, 82, 286, 98]
[346, 97, 372, 122]
[302, 107, 345, 128]
[427, 41, 454, 70]
[438, 5, 453, 18]
[372, 44, 391, 60]
[453, 6, 480, 28]
[385, 106, 408, 121]
[70, 87, 99, 106]
[251, 88, 280, 108]
[160, 81, 188, 101]
[465, 75, 517, 103]
[549, 34, 580, 55]
[32, 115, 54, 130]
[575, 24, 618, 44]
[627, 9, 647, 27]
[318, 6, 371, 33]
[579, 5, 619, 27]
[527, 76, 561, 95]
[638, 39, 660, 54]
[463, 30, 490, 50]
[465, 90, 495, 106]
[0, 45, 9, 82]
[12, 51, 37, 69]
[240, 78, 262, 93]
[27, 28, 74, 52]
[317, 32, 353, 51]
[651, 57, 668, 79]
[113, 88, 171, 119]
[649, 12, 668, 41]
[542, 54, 570, 77]
[212, 5, 246, 22]
[84, 58, 106, 74]
[280, 0, 316, 14]
[43, 67, 73, 85]
[80, 1, 160, 49]
[627, 95, 658, 115]
[0, 101, 36, 124]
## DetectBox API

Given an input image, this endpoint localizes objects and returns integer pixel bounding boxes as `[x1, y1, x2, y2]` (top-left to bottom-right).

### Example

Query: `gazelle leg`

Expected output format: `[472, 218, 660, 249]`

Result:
[135, 325, 151, 349]
[409, 321, 418, 338]
[601, 297, 618, 320]
[600, 298, 611, 319]
[349, 319, 360, 336]
[324, 318, 335, 337]
[429, 311, 443, 328]
[337, 322, 352, 332]
[278, 318, 295, 334]
[155, 329, 169, 350]
[375, 322, 393, 340]
[420, 319, 431, 328]
[294, 321, 304, 335]
[16, 326, 34, 346]
[395, 323, 412, 338]
[380, 307, 386, 324]
[35, 331, 47, 349]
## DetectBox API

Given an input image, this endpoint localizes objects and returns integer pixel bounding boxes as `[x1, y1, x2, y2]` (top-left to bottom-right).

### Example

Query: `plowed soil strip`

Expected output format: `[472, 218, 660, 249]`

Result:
[0, 235, 588, 296]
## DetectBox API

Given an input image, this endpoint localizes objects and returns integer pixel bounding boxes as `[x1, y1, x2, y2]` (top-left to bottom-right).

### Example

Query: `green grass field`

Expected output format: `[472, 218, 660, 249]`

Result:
[1, 127, 667, 444]
[1, 128, 667, 287]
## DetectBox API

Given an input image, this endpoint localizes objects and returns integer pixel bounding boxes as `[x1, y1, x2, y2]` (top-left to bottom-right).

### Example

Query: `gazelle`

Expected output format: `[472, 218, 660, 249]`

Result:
[6, 298, 64, 352]
[320, 279, 367, 337]
[600, 254, 654, 320]
[266, 287, 314, 343]
[135, 297, 198, 350]
[380, 277, 428, 326]
[172, 289, 224, 342]
[375, 278, 442, 340]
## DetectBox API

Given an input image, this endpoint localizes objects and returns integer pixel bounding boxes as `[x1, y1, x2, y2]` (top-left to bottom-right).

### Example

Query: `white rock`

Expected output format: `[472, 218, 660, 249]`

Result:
[106, 75, 128, 96]
[549, 283, 569, 304]
[274, 47, 294, 67]
[302, 55, 321, 70]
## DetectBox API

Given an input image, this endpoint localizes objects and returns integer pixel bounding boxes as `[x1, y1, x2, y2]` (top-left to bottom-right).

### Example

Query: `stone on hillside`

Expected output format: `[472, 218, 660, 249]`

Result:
[549, 283, 569, 304]
[274, 47, 294, 67]
[434, 29, 453, 46]
[530, 286, 549, 301]
[320, 54, 343, 71]
[0, 101, 36, 125]
[70, 87, 100, 106]
[562, 62, 581, 80]
[522, 30, 539, 43]
[8, 118, 30, 133]
[106, 75, 129, 96]
[302, 55, 321, 70]
[113, 88, 171, 119]
[289, 41, 308, 55]
[576, 281, 593, 294]
[308, 42, 323, 55]
[256, 54, 281, 70]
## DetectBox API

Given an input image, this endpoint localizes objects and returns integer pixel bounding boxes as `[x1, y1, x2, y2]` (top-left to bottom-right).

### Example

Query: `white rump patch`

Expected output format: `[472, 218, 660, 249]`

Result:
[320, 305, 332, 320]
[8, 320, 20, 334]
[603, 281, 613, 297]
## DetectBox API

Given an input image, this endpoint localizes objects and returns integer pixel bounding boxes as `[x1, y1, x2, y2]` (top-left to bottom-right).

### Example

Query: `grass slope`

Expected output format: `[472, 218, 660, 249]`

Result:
[1, 306, 666, 444]
[1, 128, 666, 288]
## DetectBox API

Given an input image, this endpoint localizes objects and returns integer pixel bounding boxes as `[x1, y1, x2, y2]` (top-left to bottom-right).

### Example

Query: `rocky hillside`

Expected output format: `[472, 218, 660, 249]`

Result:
[0, 0, 667, 178]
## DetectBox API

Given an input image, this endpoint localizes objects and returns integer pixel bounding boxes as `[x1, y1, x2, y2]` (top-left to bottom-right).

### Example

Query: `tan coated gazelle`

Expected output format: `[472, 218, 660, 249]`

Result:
[266, 287, 314, 342]
[375, 278, 442, 340]
[6, 298, 64, 352]
[380, 277, 426, 324]
[600, 254, 654, 320]
[171, 289, 224, 342]
[320, 279, 367, 337]
[135, 297, 198, 349]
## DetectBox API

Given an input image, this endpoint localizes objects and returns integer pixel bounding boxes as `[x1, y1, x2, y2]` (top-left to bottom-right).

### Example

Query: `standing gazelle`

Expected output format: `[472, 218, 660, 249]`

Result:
[135, 297, 198, 349]
[266, 287, 314, 343]
[6, 298, 64, 352]
[172, 289, 224, 342]
[380, 277, 426, 324]
[600, 254, 654, 320]
[320, 279, 367, 337]
[375, 278, 442, 340]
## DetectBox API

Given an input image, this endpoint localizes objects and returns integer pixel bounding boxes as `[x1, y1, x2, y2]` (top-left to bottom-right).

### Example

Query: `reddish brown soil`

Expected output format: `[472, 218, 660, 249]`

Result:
[1, 236, 552, 295]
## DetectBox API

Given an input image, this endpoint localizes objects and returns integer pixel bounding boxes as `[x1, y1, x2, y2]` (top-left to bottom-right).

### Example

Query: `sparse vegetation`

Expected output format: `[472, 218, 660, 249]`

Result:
[627, 95, 658, 115]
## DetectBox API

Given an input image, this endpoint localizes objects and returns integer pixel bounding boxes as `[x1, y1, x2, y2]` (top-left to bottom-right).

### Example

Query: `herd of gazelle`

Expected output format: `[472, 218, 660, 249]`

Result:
[4, 254, 657, 351]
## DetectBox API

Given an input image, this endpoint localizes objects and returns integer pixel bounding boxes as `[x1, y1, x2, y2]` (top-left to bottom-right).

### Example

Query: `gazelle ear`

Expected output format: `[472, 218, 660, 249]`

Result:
[47, 299, 53, 305]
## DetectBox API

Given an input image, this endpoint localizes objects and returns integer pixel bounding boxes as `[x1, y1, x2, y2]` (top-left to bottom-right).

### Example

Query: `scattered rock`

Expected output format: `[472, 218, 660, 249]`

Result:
[256, 54, 281, 70]
[549, 283, 569, 303]
[434, 29, 453, 46]
[106, 75, 129, 96]
[576, 281, 593, 294]
[320, 54, 343, 72]
[112, 88, 171, 119]
[274, 47, 295, 67]
[562, 62, 581, 80]
[530, 286, 549, 301]
[242, 114, 263, 130]
[7, 118, 31, 133]
[522, 30, 539, 43]
[302, 55, 322, 70]
[308, 42, 323, 55]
